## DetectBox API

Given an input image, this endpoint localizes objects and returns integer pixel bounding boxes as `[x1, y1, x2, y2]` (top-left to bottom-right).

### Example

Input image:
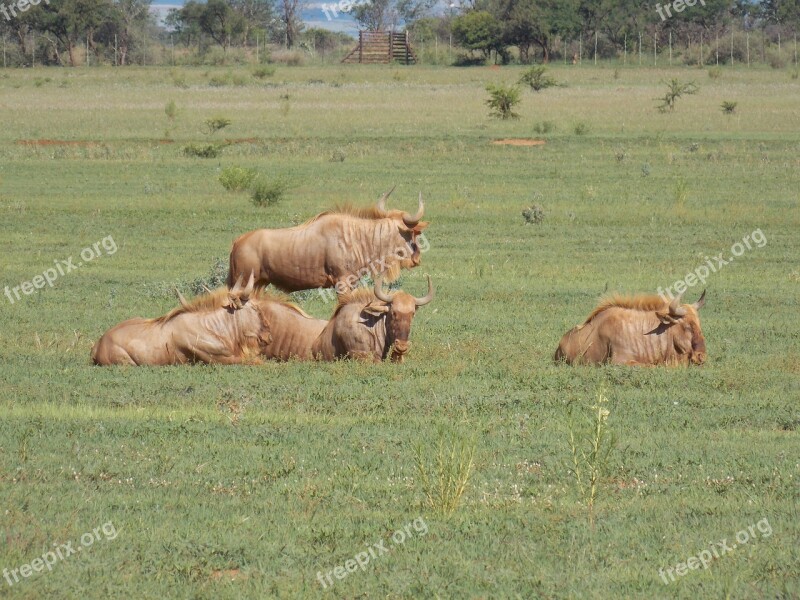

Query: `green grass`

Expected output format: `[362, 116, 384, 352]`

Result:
[0, 64, 798, 598]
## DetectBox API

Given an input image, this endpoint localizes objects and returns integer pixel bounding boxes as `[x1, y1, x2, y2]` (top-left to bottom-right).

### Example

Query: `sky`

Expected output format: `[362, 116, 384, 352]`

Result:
[151, 2, 364, 37]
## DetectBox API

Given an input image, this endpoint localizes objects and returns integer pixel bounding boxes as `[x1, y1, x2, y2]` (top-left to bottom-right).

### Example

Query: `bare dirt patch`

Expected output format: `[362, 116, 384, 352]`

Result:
[211, 569, 246, 582]
[490, 139, 546, 147]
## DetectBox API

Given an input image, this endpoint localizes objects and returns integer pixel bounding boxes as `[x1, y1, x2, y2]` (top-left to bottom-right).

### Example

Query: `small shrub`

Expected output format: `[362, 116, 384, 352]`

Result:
[614, 147, 626, 162]
[641, 163, 651, 177]
[252, 66, 275, 79]
[791, 69, 799, 80]
[674, 178, 689, 209]
[519, 65, 557, 92]
[219, 166, 258, 192]
[574, 122, 590, 135]
[329, 149, 346, 162]
[183, 144, 222, 158]
[657, 79, 699, 112]
[208, 73, 230, 87]
[485, 83, 522, 120]
[533, 120, 556, 134]
[251, 177, 290, 206]
[721, 100, 737, 114]
[171, 70, 188, 88]
[231, 73, 249, 86]
[522, 203, 544, 224]
[413, 428, 475, 516]
[204, 117, 231, 135]
[185, 258, 228, 295]
[566, 390, 616, 526]
[165, 100, 178, 121]
[707, 67, 722, 79]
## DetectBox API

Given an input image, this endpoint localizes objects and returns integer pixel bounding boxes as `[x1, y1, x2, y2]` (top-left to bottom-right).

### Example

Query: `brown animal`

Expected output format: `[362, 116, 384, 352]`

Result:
[311, 275, 434, 363]
[91, 274, 326, 365]
[554, 291, 707, 366]
[227, 188, 429, 293]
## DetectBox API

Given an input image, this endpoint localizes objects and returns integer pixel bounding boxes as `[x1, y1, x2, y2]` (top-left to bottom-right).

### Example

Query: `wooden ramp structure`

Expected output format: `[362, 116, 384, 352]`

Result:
[342, 31, 417, 64]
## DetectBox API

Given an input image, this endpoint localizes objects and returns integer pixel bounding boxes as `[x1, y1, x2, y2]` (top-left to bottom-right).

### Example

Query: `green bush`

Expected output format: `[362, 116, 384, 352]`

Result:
[574, 122, 590, 135]
[183, 144, 222, 158]
[485, 83, 521, 120]
[252, 66, 276, 79]
[656, 79, 699, 113]
[204, 117, 231, 134]
[533, 120, 556, 134]
[251, 177, 290, 206]
[219, 166, 258, 192]
[519, 66, 557, 92]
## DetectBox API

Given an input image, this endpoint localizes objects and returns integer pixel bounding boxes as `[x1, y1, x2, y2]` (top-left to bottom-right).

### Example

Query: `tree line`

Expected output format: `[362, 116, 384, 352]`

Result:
[1, 0, 798, 66]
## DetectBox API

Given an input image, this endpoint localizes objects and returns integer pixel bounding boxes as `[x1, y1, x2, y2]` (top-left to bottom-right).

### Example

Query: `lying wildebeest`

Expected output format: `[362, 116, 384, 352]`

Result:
[92, 274, 327, 365]
[554, 291, 706, 366]
[227, 188, 428, 293]
[312, 275, 434, 363]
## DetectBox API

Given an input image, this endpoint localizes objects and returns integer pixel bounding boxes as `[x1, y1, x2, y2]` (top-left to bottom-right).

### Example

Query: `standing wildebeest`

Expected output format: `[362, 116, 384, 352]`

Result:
[554, 291, 707, 366]
[311, 275, 434, 363]
[91, 274, 327, 365]
[227, 188, 428, 293]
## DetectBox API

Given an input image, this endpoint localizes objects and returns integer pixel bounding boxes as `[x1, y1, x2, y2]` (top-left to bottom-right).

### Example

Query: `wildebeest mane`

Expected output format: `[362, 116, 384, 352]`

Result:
[583, 294, 670, 325]
[156, 287, 311, 323]
[331, 288, 378, 317]
[299, 203, 388, 227]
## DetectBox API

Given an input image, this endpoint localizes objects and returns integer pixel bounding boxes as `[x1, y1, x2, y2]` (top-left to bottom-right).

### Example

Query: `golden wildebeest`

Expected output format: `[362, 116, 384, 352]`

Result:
[91, 274, 327, 365]
[311, 275, 434, 363]
[227, 188, 429, 293]
[554, 291, 707, 366]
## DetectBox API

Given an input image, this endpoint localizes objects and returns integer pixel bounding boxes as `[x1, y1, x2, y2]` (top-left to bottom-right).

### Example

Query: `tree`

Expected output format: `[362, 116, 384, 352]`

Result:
[230, 0, 273, 46]
[97, 0, 152, 65]
[349, 0, 394, 31]
[199, 0, 245, 49]
[27, 0, 113, 65]
[494, 0, 580, 62]
[451, 10, 503, 59]
[277, 0, 303, 47]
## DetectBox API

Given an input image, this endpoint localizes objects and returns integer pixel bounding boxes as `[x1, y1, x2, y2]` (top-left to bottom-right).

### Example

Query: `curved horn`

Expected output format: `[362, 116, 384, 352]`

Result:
[373, 275, 395, 303]
[376, 185, 396, 213]
[240, 271, 256, 301]
[692, 289, 706, 310]
[414, 274, 434, 306]
[229, 273, 244, 294]
[402, 192, 424, 228]
[175, 288, 191, 310]
[669, 293, 687, 317]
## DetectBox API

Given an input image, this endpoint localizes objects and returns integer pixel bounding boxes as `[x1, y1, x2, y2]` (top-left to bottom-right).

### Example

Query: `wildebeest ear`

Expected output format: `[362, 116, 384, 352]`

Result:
[361, 302, 389, 318]
[656, 311, 679, 325]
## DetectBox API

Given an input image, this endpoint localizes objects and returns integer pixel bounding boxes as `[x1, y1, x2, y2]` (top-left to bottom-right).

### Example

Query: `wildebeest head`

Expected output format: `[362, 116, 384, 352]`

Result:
[361, 274, 434, 362]
[377, 188, 429, 268]
[655, 290, 706, 365]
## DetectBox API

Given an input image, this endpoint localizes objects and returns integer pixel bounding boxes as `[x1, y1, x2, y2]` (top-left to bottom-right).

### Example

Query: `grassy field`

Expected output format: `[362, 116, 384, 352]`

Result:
[0, 63, 798, 599]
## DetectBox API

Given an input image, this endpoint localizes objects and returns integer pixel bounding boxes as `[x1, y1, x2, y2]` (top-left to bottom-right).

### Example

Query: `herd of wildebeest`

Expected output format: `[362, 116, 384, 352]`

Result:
[91, 188, 707, 367]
